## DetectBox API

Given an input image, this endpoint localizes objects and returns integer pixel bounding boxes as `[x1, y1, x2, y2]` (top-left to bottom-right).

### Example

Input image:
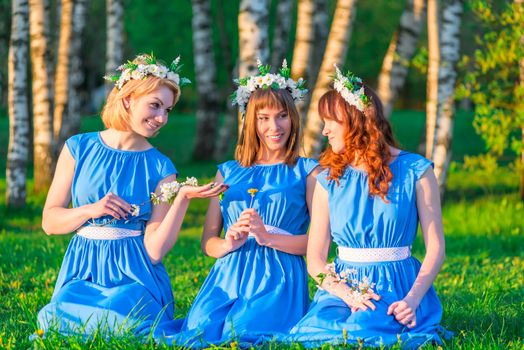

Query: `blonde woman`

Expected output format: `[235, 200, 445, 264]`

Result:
[36, 54, 225, 339]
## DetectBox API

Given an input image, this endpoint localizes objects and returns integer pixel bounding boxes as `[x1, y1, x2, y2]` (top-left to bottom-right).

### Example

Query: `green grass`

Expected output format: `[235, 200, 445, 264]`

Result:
[0, 111, 523, 349]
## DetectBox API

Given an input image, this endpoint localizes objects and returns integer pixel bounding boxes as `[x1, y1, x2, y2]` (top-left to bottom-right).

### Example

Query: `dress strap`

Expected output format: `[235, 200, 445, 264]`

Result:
[77, 226, 143, 240]
[337, 246, 411, 263]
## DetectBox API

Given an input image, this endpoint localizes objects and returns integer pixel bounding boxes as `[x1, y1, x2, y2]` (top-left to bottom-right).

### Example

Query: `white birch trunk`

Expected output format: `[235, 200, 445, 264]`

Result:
[53, 0, 73, 141]
[291, 0, 314, 81]
[7, 0, 30, 208]
[432, 0, 463, 196]
[377, 0, 426, 119]
[191, 0, 220, 160]
[238, 0, 270, 134]
[106, 0, 124, 90]
[59, 0, 88, 144]
[271, 0, 293, 68]
[29, 0, 55, 192]
[425, 0, 440, 159]
[303, 0, 358, 157]
[311, 0, 329, 83]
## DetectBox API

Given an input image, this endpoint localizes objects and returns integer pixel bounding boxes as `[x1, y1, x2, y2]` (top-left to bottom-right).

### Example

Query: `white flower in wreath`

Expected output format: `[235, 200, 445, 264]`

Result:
[261, 74, 273, 87]
[291, 89, 304, 100]
[286, 78, 296, 89]
[167, 71, 180, 85]
[255, 76, 265, 86]
[246, 78, 257, 92]
[131, 69, 145, 80]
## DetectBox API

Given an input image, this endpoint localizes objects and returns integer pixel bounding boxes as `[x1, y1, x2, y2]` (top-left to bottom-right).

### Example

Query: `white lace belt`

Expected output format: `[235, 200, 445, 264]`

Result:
[247, 225, 294, 237]
[337, 246, 411, 263]
[77, 226, 143, 240]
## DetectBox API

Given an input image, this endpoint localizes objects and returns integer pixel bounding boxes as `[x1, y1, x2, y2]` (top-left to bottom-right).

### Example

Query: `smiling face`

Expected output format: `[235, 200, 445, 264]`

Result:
[255, 106, 291, 157]
[126, 85, 175, 138]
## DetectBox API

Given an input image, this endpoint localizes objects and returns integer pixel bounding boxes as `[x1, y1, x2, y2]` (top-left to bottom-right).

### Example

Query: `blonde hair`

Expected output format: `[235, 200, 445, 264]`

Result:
[101, 56, 181, 131]
[235, 89, 301, 167]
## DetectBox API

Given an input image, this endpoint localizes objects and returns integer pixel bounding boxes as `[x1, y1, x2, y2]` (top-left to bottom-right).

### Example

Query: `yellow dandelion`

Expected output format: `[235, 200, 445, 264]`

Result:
[36, 329, 44, 337]
[247, 188, 258, 208]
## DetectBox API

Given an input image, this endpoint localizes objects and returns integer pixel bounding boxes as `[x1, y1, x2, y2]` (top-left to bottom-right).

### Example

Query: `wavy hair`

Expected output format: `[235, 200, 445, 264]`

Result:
[318, 86, 397, 201]
[235, 88, 301, 167]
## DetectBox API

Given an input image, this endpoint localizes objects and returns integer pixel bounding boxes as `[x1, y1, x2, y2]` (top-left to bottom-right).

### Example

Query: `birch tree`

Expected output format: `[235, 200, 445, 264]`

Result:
[53, 0, 73, 143]
[290, 0, 315, 82]
[237, 0, 270, 133]
[425, 0, 440, 158]
[106, 0, 124, 87]
[270, 0, 293, 68]
[29, 0, 54, 192]
[303, 0, 358, 157]
[6, 0, 30, 208]
[61, 0, 88, 141]
[377, 0, 425, 119]
[432, 0, 463, 195]
[191, 0, 220, 160]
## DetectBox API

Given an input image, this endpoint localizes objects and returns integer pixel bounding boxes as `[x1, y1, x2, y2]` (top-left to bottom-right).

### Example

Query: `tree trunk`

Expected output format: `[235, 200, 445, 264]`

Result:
[291, 0, 329, 124]
[191, 0, 220, 160]
[7, 0, 30, 208]
[61, 0, 88, 142]
[237, 0, 270, 134]
[213, 0, 238, 161]
[271, 0, 293, 68]
[424, 0, 440, 159]
[29, 0, 55, 192]
[0, 1, 11, 107]
[432, 0, 463, 198]
[106, 0, 124, 91]
[303, 0, 358, 157]
[377, 0, 426, 119]
[53, 0, 73, 143]
[291, 0, 314, 81]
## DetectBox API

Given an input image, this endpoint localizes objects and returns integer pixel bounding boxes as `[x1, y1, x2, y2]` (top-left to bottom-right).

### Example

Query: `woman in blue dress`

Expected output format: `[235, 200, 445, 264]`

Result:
[286, 67, 448, 348]
[172, 61, 320, 346]
[36, 54, 226, 339]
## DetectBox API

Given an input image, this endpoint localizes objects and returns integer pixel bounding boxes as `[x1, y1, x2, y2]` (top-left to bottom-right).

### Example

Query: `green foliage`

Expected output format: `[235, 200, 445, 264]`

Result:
[456, 0, 524, 161]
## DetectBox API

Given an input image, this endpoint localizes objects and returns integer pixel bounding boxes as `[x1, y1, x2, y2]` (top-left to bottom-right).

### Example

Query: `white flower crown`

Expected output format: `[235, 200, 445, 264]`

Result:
[333, 64, 369, 112]
[231, 59, 308, 115]
[104, 53, 191, 90]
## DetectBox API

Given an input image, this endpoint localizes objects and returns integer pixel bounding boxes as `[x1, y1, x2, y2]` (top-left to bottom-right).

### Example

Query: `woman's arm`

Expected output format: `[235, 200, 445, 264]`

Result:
[144, 174, 226, 264]
[307, 182, 380, 312]
[243, 166, 321, 255]
[201, 172, 249, 258]
[387, 167, 446, 327]
[42, 145, 131, 235]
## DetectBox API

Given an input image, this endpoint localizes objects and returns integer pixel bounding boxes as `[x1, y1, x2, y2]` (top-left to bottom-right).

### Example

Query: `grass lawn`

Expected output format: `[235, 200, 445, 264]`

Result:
[0, 111, 522, 349]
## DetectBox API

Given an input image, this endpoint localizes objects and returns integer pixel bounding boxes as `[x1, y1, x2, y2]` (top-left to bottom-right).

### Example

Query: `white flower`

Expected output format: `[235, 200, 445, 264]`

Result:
[156, 65, 169, 78]
[183, 177, 198, 187]
[131, 69, 145, 80]
[130, 204, 140, 217]
[282, 59, 288, 69]
[261, 74, 273, 87]
[246, 78, 257, 92]
[167, 71, 180, 85]
[160, 181, 181, 203]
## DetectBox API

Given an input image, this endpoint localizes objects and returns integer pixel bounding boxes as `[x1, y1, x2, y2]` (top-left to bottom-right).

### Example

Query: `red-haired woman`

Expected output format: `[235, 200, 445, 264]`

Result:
[286, 67, 449, 348]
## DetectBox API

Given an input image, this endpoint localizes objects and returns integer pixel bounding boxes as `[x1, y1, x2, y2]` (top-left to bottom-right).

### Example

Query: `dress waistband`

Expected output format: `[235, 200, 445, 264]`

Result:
[77, 226, 143, 240]
[247, 225, 294, 237]
[337, 246, 411, 263]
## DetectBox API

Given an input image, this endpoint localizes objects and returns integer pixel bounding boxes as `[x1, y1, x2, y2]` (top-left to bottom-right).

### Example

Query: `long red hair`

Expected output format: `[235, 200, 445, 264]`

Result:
[318, 86, 397, 201]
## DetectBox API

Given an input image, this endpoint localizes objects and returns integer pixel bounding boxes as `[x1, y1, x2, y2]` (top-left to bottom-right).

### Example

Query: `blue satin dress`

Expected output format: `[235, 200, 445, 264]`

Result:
[170, 158, 318, 347]
[37, 132, 179, 338]
[284, 152, 450, 348]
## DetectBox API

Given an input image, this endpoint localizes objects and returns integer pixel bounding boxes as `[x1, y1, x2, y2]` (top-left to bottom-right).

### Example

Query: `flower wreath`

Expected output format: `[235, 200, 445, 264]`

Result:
[231, 59, 308, 115]
[332, 64, 369, 112]
[104, 53, 191, 90]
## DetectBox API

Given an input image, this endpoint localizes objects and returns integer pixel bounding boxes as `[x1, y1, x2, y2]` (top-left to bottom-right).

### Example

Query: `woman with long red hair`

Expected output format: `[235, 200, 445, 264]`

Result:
[285, 67, 449, 348]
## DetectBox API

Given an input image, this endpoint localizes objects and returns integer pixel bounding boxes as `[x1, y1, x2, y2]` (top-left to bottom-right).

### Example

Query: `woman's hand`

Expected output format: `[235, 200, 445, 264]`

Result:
[387, 297, 419, 328]
[88, 192, 132, 220]
[333, 281, 381, 313]
[223, 222, 249, 253]
[178, 182, 228, 200]
[239, 208, 271, 246]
